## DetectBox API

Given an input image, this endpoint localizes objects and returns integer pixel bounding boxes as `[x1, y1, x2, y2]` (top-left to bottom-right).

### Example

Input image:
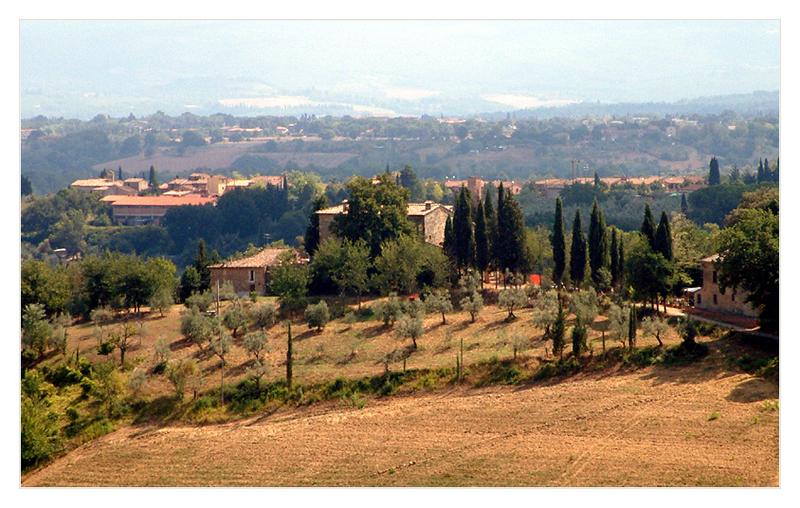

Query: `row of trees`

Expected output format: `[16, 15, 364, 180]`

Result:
[443, 183, 528, 282]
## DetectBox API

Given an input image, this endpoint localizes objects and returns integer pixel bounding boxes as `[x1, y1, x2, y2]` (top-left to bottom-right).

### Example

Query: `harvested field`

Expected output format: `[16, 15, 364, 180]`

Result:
[23, 355, 778, 487]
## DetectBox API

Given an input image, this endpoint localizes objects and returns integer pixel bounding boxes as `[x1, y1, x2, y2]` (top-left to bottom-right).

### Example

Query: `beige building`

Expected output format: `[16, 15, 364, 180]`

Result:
[101, 195, 217, 226]
[209, 247, 300, 296]
[316, 200, 453, 247]
[695, 255, 758, 318]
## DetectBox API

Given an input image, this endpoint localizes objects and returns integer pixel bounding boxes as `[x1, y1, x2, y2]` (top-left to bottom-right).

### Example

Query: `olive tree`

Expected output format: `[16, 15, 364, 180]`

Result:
[459, 291, 484, 323]
[498, 287, 528, 320]
[249, 302, 277, 329]
[304, 301, 330, 331]
[395, 314, 424, 349]
[641, 315, 669, 347]
[425, 288, 453, 324]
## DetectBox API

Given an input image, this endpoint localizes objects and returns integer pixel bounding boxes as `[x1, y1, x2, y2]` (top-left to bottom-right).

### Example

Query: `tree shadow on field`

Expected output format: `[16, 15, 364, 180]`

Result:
[293, 329, 318, 342]
[482, 317, 513, 332]
[726, 377, 778, 403]
[169, 337, 194, 352]
[358, 324, 388, 340]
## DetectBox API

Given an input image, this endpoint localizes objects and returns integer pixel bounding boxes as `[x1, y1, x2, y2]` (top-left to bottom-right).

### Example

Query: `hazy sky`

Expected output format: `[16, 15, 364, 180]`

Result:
[20, 20, 780, 118]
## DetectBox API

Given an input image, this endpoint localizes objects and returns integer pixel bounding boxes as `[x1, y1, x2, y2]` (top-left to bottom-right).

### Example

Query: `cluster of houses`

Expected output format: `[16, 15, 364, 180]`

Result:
[70, 171, 286, 226]
[532, 175, 707, 198]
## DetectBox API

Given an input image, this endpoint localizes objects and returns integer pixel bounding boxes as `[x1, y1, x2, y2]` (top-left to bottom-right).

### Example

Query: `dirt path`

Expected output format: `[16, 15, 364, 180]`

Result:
[23, 362, 778, 487]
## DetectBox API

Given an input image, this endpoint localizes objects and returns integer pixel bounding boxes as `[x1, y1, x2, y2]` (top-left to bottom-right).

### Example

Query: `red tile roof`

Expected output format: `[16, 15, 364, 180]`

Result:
[101, 195, 216, 206]
[209, 248, 296, 269]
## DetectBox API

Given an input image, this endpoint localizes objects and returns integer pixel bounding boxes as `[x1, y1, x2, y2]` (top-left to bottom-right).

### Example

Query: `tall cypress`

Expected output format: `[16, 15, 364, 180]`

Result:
[640, 204, 656, 249]
[610, 228, 620, 288]
[680, 193, 689, 215]
[474, 201, 490, 279]
[757, 159, 765, 183]
[569, 209, 587, 287]
[708, 157, 721, 186]
[443, 216, 456, 259]
[588, 199, 608, 286]
[493, 183, 506, 273]
[304, 195, 326, 256]
[628, 305, 637, 350]
[148, 165, 159, 193]
[552, 197, 566, 285]
[497, 187, 526, 274]
[617, 238, 625, 288]
[483, 189, 497, 268]
[194, 239, 211, 291]
[654, 211, 674, 261]
[453, 188, 475, 270]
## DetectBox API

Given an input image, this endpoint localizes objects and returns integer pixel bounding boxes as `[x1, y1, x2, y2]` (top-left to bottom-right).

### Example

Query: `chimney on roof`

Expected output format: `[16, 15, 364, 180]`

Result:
[342, 199, 349, 213]
[424, 200, 433, 210]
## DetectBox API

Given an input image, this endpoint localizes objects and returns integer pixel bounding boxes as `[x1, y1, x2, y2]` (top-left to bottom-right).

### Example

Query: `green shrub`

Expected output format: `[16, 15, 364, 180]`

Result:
[47, 363, 83, 387]
[21, 395, 62, 470]
[97, 341, 115, 356]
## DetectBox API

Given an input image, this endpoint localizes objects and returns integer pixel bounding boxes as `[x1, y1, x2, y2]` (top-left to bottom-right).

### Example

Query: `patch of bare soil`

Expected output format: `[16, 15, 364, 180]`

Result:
[22, 360, 778, 487]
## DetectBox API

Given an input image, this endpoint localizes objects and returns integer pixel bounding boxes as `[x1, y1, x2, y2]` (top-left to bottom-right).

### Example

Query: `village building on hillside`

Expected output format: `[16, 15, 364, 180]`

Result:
[101, 194, 216, 226]
[70, 177, 139, 196]
[209, 247, 302, 296]
[444, 176, 523, 203]
[691, 254, 758, 318]
[316, 200, 453, 247]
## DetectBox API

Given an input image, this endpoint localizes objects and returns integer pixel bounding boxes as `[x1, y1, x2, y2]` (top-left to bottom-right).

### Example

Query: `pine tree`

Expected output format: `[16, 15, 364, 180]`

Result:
[610, 228, 621, 288]
[708, 157, 721, 185]
[680, 193, 689, 215]
[640, 204, 656, 248]
[474, 200, 490, 281]
[453, 188, 475, 270]
[569, 209, 587, 287]
[588, 199, 608, 286]
[653, 211, 674, 261]
[552, 198, 566, 285]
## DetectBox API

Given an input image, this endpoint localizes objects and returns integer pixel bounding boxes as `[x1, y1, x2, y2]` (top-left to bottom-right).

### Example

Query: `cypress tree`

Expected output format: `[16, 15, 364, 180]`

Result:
[484, 189, 497, 268]
[774, 158, 779, 182]
[588, 199, 608, 286]
[304, 195, 326, 256]
[552, 297, 565, 359]
[494, 183, 506, 264]
[610, 228, 620, 288]
[453, 188, 475, 270]
[552, 198, 567, 285]
[443, 216, 456, 259]
[194, 239, 211, 291]
[148, 165, 159, 193]
[497, 187, 527, 274]
[628, 305, 637, 350]
[640, 204, 656, 248]
[757, 159, 765, 183]
[654, 211, 674, 261]
[569, 209, 587, 287]
[474, 200, 490, 280]
[593, 171, 601, 188]
[117, 166, 123, 181]
[680, 193, 689, 215]
[708, 157, 721, 185]
[617, 238, 625, 287]
[764, 158, 770, 179]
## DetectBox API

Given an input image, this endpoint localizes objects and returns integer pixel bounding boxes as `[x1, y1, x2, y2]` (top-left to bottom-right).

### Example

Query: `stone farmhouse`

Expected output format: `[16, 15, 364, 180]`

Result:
[693, 254, 758, 318]
[209, 247, 302, 296]
[316, 200, 453, 247]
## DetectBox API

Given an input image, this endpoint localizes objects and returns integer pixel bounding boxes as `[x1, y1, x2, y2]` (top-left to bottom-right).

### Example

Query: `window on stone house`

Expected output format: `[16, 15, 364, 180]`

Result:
[249, 270, 255, 282]
[712, 270, 717, 284]
[697, 294, 702, 305]
[713, 294, 717, 305]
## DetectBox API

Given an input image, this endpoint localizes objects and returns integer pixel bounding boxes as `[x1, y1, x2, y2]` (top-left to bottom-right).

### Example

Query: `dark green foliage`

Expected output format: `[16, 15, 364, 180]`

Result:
[588, 199, 608, 287]
[569, 209, 587, 286]
[474, 200, 490, 276]
[304, 195, 326, 256]
[148, 165, 159, 191]
[551, 197, 566, 285]
[453, 187, 475, 270]
[687, 183, 753, 225]
[628, 305, 637, 349]
[483, 188, 497, 268]
[716, 208, 779, 330]
[496, 186, 528, 274]
[551, 298, 566, 358]
[654, 211, 674, 261]
[681, 193, 689, 215]
[571, 319, 588, 357]
[708, 156, 721, 185]
[22, 174, 33, 196]
[640, 204, 656, 248]
[331, 173, 412, 257]
[609, 228, 621, 288]
[626, 243, 672, 305]
[442, 216, 455, 259]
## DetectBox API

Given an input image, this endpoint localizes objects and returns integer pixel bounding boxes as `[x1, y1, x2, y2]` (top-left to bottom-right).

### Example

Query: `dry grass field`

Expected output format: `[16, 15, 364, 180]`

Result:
[23, 299, 779, 487]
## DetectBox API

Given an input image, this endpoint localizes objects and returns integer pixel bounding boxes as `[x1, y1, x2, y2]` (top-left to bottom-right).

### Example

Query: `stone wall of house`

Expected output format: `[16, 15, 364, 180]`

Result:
[210, 266, 268, 296]
[422, 207, 451, 246]
[317, 214, 336, 245]
[696, 260, 758, 317]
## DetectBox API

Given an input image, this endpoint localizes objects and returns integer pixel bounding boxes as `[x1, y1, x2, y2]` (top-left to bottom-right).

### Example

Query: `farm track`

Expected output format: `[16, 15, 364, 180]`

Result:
[22, 361, 778, 487]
